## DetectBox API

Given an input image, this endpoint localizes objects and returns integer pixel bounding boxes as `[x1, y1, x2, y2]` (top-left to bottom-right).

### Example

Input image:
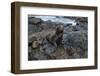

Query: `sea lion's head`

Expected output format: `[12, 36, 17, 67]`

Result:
[56, 25, 64, 35]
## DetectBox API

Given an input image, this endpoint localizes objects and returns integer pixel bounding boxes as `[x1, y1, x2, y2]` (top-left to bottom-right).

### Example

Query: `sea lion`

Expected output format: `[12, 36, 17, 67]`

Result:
[46, 25, 64, 47]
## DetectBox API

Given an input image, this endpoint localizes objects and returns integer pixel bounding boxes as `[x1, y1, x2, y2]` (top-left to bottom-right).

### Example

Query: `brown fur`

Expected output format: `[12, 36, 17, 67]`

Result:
[46, 25, 64, 47]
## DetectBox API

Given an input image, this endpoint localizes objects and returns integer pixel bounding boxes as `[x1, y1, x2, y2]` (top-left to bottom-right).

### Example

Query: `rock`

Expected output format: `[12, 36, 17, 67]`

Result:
[28, 17, 42, 25]
[28, 36, 40, 49]
[63, 31, 88, 58]
[78, 22, 88, 31]
[28, 47, 32, 53]
[29, 36, 37, 43]
[83, 51, 88, 58]
[28, 46, 42, 60]
[75, 17, 88, 23]
[51, 45, 69, 59]
[33, 51, 48, 60]
[28, 24, 42, 35]
[40, 20, 56, 30]
[73, 53, 81, 58]
[64, 25, 84, 32]
[75, 17, 88, 31]
[64, 26, 80, 32]
[66, 23, 72, 26]
[32, 41, 39, 49]
[63, 31, 87, 48]
[40, 39, 56, 55]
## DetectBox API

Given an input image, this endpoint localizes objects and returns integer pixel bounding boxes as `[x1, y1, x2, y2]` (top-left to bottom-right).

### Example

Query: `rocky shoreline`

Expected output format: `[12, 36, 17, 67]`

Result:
[28, 16, 88, 60]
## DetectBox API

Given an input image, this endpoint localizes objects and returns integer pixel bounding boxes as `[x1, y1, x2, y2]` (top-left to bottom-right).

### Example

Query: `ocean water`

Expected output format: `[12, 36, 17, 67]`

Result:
[29, 15, 77, 26]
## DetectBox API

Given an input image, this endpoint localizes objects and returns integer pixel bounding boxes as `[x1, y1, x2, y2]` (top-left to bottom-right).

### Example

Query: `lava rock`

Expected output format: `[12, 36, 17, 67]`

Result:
[63, 31, 88, 58]
[28, 17, 42, 25]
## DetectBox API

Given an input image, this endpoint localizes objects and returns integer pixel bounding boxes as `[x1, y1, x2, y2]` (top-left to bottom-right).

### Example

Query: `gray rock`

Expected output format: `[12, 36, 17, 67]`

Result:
[40, 39, 56, 55]
[73, 53, 80, 58]
[28, 24, 42, 35]
[33, 51, 48, 60]
[32, 41, 39, 49]
[63, 31, 88, 58]
[50, 45, 69, 59]
[63, 31, 87, 48]
[28, 17, 42, 25]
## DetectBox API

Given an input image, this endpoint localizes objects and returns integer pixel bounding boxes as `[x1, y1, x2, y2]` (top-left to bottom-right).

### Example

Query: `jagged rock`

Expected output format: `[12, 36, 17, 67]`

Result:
[40, 39, 56, 55]
[64, 25, 85, 32]
[75, 17, 88, 23]
[28, 17, 42, 25]
[28, 36, 40, 49]
[63, 31, 87, 48]
[64, 26, 74, 32]
[50, 45, 69, 59]
[33, 51, 48, 60]
[28, 23, 42, 35]
[32, 41, 39, 49]
[63, 31, 88, 58]
[28, 47, 32, 53]
[73, 53, 81, 58]
[40, 21, 56, 30]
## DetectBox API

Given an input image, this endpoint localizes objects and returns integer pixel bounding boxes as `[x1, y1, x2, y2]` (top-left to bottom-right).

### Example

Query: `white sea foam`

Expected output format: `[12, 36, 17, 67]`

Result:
[29, 15, 77, 26]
